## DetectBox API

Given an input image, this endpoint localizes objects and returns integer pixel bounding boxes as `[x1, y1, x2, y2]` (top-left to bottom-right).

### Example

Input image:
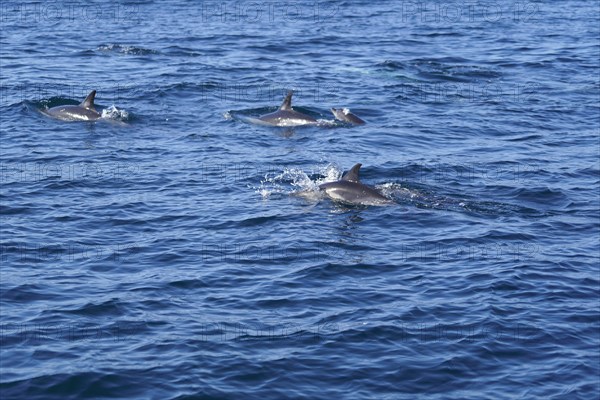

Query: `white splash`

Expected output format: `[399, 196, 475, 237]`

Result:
[101, 105, 129, 121]
[254, 164, 343, 200]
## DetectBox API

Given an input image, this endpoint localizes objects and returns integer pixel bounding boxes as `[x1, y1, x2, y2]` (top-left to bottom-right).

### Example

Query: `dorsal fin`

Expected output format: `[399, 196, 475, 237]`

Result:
[342, 163, 362, 182]
[279, 91, 293, 110]
[80, 90, 96, 110]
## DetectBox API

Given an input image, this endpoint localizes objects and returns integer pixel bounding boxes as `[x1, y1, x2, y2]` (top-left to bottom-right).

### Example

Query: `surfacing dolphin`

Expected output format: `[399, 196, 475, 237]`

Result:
[319, 163, 392, 206]
[331, 108, 366, 125]
[257, 91, 318, 127]
[45, 90, 101, 121]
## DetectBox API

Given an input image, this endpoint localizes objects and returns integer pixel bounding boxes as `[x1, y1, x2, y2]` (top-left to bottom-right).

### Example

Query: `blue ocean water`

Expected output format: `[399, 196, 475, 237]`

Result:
[1, 1, 599, 398]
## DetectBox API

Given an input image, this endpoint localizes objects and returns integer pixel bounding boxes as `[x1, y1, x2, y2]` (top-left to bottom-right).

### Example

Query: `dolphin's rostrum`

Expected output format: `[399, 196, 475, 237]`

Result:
[319, 163, 392, 206]
[45, 90, 101, 121]
[331, 108, 366, 125]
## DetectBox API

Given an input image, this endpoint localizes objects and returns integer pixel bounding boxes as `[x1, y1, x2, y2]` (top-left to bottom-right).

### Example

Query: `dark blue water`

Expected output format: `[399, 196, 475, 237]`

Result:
[1, 1, 599, 399]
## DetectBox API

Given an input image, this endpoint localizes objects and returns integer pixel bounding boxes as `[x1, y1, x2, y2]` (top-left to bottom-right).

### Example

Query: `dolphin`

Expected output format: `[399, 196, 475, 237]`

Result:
[331, 108, 366, 125]
[319, 163, 392, 206]
[45, 90, 101, 121]
[257, 91, 318, 126]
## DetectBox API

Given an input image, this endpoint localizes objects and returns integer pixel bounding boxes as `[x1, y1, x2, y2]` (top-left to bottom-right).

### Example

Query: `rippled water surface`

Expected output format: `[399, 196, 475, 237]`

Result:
[1, 1, 599, 399]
